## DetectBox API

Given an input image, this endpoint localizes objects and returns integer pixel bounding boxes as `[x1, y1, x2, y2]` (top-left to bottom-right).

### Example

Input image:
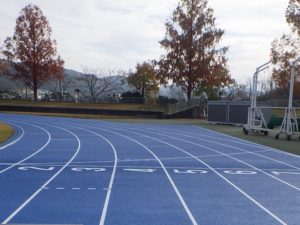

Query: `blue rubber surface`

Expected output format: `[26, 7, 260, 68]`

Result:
[0, 113, 300, 225]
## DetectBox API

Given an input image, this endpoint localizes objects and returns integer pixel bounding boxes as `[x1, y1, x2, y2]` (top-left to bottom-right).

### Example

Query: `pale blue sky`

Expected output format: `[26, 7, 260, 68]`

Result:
[0, 0, 290, 84]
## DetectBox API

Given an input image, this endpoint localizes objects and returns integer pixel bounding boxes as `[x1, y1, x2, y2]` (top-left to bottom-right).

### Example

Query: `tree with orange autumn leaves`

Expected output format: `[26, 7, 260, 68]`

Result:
[271, 0, 300, 98]
[1, 4, 64, 101]
[127, 61, 159, 98]
[157, 0, 233, 100]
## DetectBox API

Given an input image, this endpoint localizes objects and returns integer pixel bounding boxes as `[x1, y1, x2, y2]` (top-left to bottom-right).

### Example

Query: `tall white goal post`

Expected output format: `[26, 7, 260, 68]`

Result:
[243, 61, 271, 135]
[275, 56, 300, 140]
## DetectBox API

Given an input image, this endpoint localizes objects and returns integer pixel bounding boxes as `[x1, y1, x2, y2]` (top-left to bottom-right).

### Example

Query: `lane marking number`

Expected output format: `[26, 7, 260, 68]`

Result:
[224, 170, 258, 175]
[71, 167, 106, 172]
[174, 169, 208, 174]
[123, 168, 156, 173]
[15, 166, 300, 177]
[18, 166, 55, 171]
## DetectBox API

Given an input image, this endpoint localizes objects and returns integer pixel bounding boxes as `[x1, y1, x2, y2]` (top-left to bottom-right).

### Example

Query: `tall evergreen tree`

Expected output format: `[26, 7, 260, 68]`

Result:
[157, 0, 232, 99]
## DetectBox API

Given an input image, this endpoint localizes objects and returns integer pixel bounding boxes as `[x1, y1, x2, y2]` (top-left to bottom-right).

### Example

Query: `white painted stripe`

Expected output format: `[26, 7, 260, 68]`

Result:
[88, 188, 96, 190]
[52, 139, 74, 141]
[0, 123, 25, 150]
[72, 188, 80, 190]
[138, 128, 300, 192]
[101, 125, 287, 225]
[188, 133, 300, 170]
[83, 125, 199, 225]
[56, 187, 65, 190]
[191, 125, 300, 159]
[97, 137, 117, 225]
[136, 124, 288, 155]
[54, 123, 118, 225]
[1, 124, 81, 224]
[0, 123, 52, 174]
[149, 128, 300, 170]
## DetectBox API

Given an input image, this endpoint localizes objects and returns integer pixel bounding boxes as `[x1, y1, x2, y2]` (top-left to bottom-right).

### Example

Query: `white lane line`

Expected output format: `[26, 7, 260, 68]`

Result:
[134, 128, 300, 192]
[141, 127, 300, 171]
[45, 187, 97, 191]
[3, 160, 299, 172]
[0, 146, 270, 167]
[56, 187, 65, 190]
[1, 124, 81, 224]
[72, 188, 81, 190]
[52, 123, 118, 225]
[82, 125, 199, 225]
[0, 123, 52, 174]
[191, 125, 300, 159]
[52, 139, 74, 141]
[187, 133, 300, 170]
[135, 124, 299, 160]
[0, 123, 25, 150]
[100, 125, 287, 225]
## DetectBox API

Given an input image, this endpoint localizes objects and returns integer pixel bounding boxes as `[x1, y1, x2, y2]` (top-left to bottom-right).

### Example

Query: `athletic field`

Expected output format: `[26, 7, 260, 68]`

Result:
[0, 114, 299, 225]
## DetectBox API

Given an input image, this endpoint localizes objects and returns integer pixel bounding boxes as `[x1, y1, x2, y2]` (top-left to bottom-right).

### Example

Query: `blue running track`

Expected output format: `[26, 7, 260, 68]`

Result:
[0, 113, 300, 225]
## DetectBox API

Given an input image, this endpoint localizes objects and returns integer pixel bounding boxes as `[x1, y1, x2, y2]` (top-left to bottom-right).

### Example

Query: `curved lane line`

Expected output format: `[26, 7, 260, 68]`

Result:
[53, 123, 118, 225]
[0, 123, 25, 150]
[191, 125, 300, 159]
[133, 124, 300, 159]
[96, 124, 287, 225]
[123, 126, 300, 192]
[77, 124, 199, 225]
[130, 126, 300, 171]
[1, 123, 81, 224]
[0, 122, 51, 174]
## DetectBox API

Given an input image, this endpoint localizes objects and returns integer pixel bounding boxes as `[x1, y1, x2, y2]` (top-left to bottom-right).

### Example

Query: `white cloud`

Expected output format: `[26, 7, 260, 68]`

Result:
[0, 0, 291, 83]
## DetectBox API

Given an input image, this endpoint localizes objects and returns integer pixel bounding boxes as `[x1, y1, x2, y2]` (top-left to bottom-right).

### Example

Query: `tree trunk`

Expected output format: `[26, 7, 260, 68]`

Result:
[187, 87, 192, 100]
[25, 83, 28, 99]
[33, 79, 38, 102]
[141, 82, 145, 98]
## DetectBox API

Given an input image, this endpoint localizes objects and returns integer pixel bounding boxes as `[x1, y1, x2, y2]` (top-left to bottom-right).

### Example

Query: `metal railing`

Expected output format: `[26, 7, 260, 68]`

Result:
[166, 99, 201, 115]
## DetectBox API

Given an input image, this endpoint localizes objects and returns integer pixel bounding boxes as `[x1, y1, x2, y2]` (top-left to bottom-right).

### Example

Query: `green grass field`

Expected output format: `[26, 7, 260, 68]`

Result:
[0, 123, 14, 144]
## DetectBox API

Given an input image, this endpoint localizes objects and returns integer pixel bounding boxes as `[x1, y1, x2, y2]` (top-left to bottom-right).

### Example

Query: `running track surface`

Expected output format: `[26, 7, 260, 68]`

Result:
[0, 114, 300, 225]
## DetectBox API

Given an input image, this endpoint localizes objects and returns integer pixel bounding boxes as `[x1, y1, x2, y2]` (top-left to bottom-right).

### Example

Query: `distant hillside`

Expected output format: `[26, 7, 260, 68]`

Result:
[0, 60, 174, 100]
[0, 62, 131, 97]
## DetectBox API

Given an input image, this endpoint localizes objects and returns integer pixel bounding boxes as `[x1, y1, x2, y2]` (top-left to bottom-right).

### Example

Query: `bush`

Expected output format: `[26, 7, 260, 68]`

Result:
[156, 95, 177, 105]
[121, 91, 144, 104]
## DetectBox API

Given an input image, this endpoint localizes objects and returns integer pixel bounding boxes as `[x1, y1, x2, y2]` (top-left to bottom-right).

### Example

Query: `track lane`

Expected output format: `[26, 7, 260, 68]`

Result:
[62, 123, 198, 225]
[1, 114, 299, 225]
[106, 124, 300, 225]
[76, 123, 286, 225]
[0, 123, 80, 224]
[0, 122, 51, 174]
[107, 123, 300, 187]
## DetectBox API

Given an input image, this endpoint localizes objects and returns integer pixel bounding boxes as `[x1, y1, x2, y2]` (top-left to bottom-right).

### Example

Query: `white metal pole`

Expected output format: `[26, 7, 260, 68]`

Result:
[286, 57, 300, 135]
[247, 61, 271, 128]
[288, 60, 297, 109]
[251, 61, 271, 108]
